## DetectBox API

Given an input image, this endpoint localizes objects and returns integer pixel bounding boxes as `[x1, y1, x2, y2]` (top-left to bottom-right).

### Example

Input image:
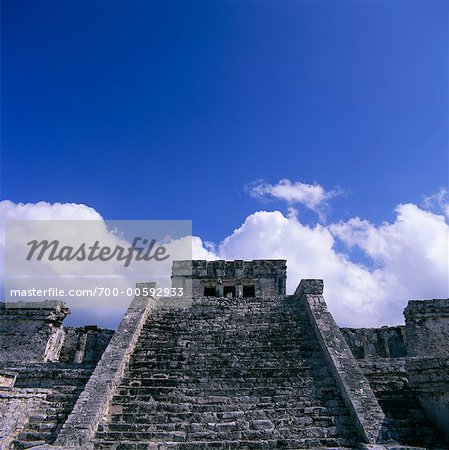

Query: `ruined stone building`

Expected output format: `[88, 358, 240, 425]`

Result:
[1, 260, 448, 449]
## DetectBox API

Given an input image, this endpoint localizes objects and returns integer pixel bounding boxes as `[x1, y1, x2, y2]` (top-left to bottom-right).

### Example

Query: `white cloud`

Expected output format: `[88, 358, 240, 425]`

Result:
[191, 236, 219, 260]
[330, 203, 449, 304]
[198, 210, 392, 326]
[423, 188, 449, 219]
[194, 204, 449, 327]
[0, 201, 106, 304]
[0, 201, 192, 318]
[0, 200, 103, 221]
[1, 195, 448, 329]
[246, 179, 342, 220]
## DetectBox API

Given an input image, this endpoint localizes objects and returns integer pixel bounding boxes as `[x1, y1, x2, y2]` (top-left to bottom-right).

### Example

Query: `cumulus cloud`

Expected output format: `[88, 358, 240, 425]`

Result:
[0, 201, 105, 303]
[0, 201, 192, 326]
[194, 203, 449, 327]
[1, 194, 448, 329]
[194, 210, 391, 326]
[0, 200, 103, 221]
[331, 204, 448, 319]
[246, 179, 342, 220]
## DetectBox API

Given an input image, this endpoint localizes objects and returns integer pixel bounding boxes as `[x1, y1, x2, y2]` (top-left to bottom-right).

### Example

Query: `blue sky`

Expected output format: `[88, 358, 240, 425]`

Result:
[1, 0, 448, 327]
[2, 0, 447, 241]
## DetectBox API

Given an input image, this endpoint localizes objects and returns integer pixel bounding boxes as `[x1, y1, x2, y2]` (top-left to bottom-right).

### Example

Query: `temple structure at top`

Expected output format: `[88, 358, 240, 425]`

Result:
[171, 259, 287, 299]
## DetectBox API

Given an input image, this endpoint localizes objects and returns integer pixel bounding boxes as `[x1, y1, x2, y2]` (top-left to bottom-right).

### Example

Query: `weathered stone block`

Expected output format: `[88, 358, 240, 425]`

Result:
[404, 298, 449, 357]
[0, 301, 69, 363]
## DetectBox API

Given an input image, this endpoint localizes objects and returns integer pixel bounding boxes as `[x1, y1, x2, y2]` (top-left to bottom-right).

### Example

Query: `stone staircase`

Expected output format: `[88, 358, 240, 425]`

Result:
[0, 362, 96, 449]
[358, 359, 448, 449]
[94, 296, 358, 449]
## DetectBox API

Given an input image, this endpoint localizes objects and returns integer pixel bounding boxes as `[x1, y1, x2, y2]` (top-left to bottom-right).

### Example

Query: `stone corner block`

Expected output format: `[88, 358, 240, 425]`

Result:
[294, 279, 324, 297]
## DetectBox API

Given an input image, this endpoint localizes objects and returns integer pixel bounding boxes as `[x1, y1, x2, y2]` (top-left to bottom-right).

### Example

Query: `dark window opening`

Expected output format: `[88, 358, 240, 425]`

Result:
[243, 285, 256, 298]
[223, 286, 236, 298]
[204, 287, 216, 297]
[387, 330, 406, 358]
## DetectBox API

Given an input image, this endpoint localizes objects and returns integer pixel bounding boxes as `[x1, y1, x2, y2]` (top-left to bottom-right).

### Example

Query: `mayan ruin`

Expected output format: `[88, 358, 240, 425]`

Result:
[1, 259, 448, 450]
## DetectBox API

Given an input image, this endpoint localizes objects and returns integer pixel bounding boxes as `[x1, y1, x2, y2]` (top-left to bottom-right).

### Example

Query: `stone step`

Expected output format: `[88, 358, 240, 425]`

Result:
[16, 431, 51, 441]
[108, 401, 350, 417]
[115, 384, 335, 395]
[109, 396, 340, 407]
[116, 381, 327, 391]
[111, 395, 329, 404]
[131, 352, 318, 359]
[94, 437, 355, 449]
[140, 324, 308, 331]
[28, 411, 67, 423]
[142, 330, 316, 336]
[115, 379, 338, 390]
[142, 310, 306, 316]
[8, 365, 95, 447]
[144, 318, 308, 324]
[125, 366, 319, 373]
[124, 366, 324, 373]
[99, 416, 353, 433]
[127, 356, 318, 364]
[45, 392, 81, 402]
[94, 428, 353, 442]
[140, 318, 308, 325]
[104, 408, 353, 425]
[136, 335, 310, 341]
[11, 439, 47, 449]
[143, 320, 310, 325]
[133, 343, 316, 351]
[137, 332, 310, 340]
[111, 386, 340, 398]
[119, 375, 324, 384]
[140, 322, 307, 327]
[133, 338, 314, 344]
[128, 352, 319, 360]
[94, 298, 357, 448]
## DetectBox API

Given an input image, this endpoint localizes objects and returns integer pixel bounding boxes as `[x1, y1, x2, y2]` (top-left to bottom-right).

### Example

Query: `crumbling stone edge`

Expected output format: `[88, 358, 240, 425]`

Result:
[295, 279, 388, 445]
[41, 283, 157, 450]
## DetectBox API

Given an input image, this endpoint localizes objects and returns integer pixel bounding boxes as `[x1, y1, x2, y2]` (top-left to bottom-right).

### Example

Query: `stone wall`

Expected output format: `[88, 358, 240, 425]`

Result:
[407, 357, 449, 437]
[0, 301, 69, 362]
[404, 298, 449, 437]
[355, 358, 444, 446]
[341, 326, 406, 359]
[0, 387, 49, 449]
[172, 260, 287, 298]
[404, 298, 449, 357]
[0, 362, 98, 447]
[0, 301, 114, 448]
[59, 326, 114, 364]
